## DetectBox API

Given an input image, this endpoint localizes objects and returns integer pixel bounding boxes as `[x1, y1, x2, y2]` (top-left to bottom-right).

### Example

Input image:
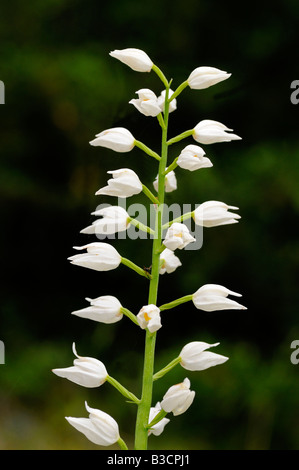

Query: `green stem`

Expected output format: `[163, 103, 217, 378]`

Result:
[167, 129, 194, 146]
[159, 294, 193, 311]
[129, 216, 155, 236]
[121, 257, 152, 279]
[120, 307, 139, 326]
[107, 376, 140, 404]
[157, 113, 166, 130]
[135, 140, 161, 161]
[134, 81, 171, 451]
[162, 211, 194, 230]
[153, 356, 181, 381]
[117, 437, 129, 450]
[155, 244, 166, 255]
[147, 409, 168, 429]
[152, 64, 169, 88]
[164, 157, 178, 175]
[142, 184, 159, 205]
[169, 80, 189, 102]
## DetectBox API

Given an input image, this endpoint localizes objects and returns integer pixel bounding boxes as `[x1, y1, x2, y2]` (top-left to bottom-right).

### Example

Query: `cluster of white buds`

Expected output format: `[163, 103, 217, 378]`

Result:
[54, 47, 245, 450]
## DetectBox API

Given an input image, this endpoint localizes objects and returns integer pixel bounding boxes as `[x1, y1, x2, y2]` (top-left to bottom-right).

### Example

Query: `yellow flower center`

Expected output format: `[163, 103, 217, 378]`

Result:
[144, 312, 151, 322]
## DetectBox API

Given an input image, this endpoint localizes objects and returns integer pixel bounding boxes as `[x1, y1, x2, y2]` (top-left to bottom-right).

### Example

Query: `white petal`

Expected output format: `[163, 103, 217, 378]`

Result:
[159, 249, 182, 274]
[188, 66, 231, 90]
[109, 48, 153, 72]
[66, 417, 111, 446]
[90, 127, 135, 152]
[181, 351, 229, 371]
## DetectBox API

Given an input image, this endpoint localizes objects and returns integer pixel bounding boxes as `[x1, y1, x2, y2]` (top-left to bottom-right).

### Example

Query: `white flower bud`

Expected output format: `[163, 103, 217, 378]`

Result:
[180, 341, 228, 371]
[159, 248, 182, 274]
[193, 120, 242, 144]
[81, 206, 130, 235]
[68, 242, 121, 271]
[188, 66, 231, 90]
[89, 127, 135, 153]
[153, 169, 177, 193]
[52, 343, 108, 388]
[72, 296, 123, 324]
[129, 88, 161, 117]
[158, 89, 177, 113]
[160, 378, 195, 416]
[148, 402, 170, 436]
[163, 223, 195, 251]
[193, 200, 241, 227]
[96, 169, 143, 198]
[192, 284, 247, 311]
[137, 304, 162, 333]
[66, 401, 120, 446]
[177, 144, 213, 171]
[109, 48, 153, 72]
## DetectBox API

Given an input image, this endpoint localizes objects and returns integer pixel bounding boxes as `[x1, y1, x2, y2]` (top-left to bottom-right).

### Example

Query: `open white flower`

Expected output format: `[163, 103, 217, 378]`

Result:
[160, 378, 195, 416]
[137, 304, 162, 333]
[163, 223, 196, 251]
[188, 66, 231, 90]
[89, 127, 135, 153]
[109, 48, 153, 72]
[180, 341, 228, 371]
[153, 169, 177, 193]
[129, 89, 161, 117]
[177, 144, 213, 171]
[66, 402, 120, 446]
[193, 120, 242, 144]
[81, 206, 130, 235]
[52, 343, 108, 388]
[96, 169, 143, 198]
[68, 242, 121, 271]
[158, 89, 177, 113]
[193, 200, 241, 227]
[159, 248, 182, 274]
[148, 402, 170, 436]
[72, 296, 123, 324]
[192, 284, 247, 311]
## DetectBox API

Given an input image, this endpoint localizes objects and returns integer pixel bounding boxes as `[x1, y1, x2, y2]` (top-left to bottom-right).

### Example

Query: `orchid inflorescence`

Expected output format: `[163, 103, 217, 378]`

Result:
[53, 47, 246, 450]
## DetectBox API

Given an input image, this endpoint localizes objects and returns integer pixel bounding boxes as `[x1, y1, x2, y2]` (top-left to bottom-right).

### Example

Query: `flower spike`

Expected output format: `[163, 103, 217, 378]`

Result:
[59, 48, 245, 451]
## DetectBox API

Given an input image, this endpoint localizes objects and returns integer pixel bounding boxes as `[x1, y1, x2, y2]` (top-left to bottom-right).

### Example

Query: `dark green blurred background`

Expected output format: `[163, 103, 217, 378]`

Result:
[1, 0, 299, 450]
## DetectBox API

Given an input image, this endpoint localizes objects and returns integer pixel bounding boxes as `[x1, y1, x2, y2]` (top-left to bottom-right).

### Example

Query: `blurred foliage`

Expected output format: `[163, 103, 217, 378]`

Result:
[0, 0, 299, 450]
